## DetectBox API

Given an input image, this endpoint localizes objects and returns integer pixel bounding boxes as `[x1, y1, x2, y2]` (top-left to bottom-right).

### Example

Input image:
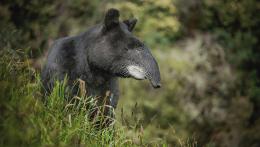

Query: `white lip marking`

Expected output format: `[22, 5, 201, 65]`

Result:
[127, 65, 145, 80]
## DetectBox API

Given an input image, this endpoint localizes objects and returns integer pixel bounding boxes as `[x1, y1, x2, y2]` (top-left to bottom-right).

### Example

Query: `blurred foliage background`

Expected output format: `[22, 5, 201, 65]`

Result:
[0, 0, 259, 146]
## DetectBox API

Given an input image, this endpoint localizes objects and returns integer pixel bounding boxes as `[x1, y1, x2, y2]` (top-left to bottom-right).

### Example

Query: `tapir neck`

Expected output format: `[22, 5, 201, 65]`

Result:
[74, 48, 119, 107]
[82, 68, 119, 108]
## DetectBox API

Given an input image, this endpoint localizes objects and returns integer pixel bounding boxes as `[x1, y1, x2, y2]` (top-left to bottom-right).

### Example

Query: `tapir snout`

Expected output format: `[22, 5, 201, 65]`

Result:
[125, 47, 161, 88]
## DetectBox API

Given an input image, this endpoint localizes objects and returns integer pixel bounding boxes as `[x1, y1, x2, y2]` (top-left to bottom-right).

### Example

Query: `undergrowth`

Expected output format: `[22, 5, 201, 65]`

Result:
[0, 48, 157, 146]
[0, 48, 195, 147]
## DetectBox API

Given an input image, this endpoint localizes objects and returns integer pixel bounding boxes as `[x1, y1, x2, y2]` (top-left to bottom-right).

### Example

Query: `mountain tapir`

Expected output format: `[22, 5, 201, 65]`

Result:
[41, 8, 161, 110]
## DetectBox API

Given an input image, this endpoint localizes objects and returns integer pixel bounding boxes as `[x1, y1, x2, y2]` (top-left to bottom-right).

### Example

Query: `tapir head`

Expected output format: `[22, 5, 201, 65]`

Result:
[89, 8, 161, 88]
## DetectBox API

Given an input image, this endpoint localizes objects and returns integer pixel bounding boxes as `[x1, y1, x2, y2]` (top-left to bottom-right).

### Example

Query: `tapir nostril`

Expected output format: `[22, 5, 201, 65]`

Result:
[150, 80, 161, 88]
[153, 83, 161, 88]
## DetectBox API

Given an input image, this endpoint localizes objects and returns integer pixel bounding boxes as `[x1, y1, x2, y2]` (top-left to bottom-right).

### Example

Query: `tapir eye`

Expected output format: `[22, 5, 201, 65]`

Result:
[127, 42, 143, 49]
[127, 41, 144, 49]
[124, 47, 130, 51]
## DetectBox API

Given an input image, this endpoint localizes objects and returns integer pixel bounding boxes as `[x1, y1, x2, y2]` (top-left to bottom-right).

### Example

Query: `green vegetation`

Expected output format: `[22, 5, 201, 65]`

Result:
[0, 0, 259, 146]
[0, 48, 171, 146]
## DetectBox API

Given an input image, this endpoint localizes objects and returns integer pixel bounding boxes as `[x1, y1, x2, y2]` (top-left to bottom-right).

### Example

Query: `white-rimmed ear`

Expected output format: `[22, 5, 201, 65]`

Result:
[123, 18, 137, 32]
[103, 8, 120, 31]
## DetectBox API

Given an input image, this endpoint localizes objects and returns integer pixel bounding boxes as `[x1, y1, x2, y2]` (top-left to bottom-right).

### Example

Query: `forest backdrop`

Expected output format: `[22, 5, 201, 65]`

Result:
[0, 0, 259, 146]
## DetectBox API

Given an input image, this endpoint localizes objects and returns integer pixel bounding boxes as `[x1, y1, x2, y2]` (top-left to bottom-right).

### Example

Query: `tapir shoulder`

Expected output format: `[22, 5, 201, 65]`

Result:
[47, 36, 78, 61]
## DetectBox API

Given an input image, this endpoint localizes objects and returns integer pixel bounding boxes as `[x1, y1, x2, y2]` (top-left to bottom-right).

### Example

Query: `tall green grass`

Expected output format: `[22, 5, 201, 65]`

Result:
[0, 48, 165, 147]
[0, 48, 197, 147]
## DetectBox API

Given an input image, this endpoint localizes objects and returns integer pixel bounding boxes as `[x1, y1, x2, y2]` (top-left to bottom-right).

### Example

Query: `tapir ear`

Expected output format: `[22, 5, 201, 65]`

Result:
[123, 18, 137, 32]
[103, 8, 120, 31]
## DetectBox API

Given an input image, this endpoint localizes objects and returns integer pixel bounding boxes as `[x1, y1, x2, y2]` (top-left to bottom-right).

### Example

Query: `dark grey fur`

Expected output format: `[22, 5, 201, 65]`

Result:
[41, 8, 161, 108]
